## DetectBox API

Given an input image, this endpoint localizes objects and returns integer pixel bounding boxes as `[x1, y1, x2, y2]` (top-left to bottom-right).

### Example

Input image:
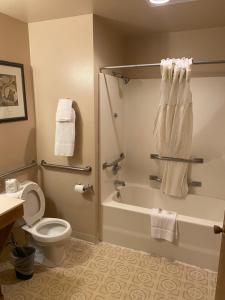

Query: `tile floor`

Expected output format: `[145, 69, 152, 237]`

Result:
[0, 239, 217, 300]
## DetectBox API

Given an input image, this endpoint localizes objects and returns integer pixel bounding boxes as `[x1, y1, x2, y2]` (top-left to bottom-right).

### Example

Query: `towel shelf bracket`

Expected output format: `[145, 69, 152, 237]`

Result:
[41, 160, 92, 173]
[149, 175, 202, 187]
[150, 154, 204, 164]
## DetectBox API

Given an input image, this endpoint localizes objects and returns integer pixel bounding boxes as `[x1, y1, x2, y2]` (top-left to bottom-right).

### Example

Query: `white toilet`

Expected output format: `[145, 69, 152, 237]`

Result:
[6, 181, 72, 267]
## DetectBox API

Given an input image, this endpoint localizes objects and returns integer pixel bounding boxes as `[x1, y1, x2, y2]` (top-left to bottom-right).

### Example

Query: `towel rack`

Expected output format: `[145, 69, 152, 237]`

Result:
[41, 160, 92, 173]
[0, 161, 37, 179]
[149, 175, 202, 187]
[150, 154, 204, 164]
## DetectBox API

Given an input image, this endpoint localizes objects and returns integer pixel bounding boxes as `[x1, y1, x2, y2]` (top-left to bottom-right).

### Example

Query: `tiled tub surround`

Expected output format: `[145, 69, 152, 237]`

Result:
[0, 239, 216, 300]
[102, 184, 224, 271]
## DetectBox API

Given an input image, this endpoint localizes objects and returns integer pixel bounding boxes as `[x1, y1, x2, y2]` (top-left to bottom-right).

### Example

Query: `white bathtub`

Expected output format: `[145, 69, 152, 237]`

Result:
[102, 183, 225, 271]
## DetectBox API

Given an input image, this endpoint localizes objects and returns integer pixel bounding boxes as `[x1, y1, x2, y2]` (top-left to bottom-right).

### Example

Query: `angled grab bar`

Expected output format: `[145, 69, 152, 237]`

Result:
[102, 153, 125, 169]
[0, 161, 37, 179]
[149, 175, 202, 187]
[41, 160, 92, 173]
[150, 154, 204, 164]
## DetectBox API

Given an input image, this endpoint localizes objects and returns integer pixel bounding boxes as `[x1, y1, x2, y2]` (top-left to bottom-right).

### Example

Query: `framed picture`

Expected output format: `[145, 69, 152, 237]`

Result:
[0, 60, 27, 123]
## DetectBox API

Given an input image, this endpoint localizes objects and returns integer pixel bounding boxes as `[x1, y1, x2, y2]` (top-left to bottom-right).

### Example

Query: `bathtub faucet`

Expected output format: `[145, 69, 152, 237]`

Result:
[114, 180, 126, 191]
[114, 180, 126, 198]
[102, 153, 125, 175]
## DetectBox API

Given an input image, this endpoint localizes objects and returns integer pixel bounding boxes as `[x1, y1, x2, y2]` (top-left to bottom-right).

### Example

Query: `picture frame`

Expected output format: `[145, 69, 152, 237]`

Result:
[0, 60, 28, 123]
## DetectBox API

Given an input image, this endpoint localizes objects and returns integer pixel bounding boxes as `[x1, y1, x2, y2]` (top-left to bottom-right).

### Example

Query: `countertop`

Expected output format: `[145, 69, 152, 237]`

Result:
[0, 195, 24, 217]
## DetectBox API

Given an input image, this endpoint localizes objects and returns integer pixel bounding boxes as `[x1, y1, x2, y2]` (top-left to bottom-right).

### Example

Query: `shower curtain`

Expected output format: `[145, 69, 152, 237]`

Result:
[154, 58, 193, 197]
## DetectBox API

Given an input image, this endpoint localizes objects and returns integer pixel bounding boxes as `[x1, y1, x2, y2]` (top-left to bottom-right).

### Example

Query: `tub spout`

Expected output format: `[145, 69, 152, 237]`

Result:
[114, 180, 126, 198]
[114, 180, 126, 190]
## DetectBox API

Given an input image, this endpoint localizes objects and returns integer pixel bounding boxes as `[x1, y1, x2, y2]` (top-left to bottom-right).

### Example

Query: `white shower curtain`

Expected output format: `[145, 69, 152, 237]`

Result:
[154, 58, 193, 197]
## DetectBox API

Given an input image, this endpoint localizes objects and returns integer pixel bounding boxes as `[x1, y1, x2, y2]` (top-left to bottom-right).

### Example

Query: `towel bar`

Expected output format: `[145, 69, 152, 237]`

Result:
[150, 154, 204, 164]
[149, 175, 202, 187]
[41, 160, 92, 173]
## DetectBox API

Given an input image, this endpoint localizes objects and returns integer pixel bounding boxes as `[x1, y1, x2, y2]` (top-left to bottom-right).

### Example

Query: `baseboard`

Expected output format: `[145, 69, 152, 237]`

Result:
[72, 231, 98, 243]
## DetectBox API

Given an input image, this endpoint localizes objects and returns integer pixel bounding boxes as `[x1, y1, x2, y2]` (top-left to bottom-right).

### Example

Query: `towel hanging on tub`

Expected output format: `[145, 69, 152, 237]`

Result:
[153, 58, 193, 198]
[55, 98, 75, 156]
[150, 208, 177, 242]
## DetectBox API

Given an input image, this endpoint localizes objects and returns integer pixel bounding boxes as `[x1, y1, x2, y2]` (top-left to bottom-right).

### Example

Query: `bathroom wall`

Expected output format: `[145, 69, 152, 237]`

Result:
[29, 14, 97, 242]
[99, 74, 126, 200]
[122, 77, 225, 199]
[0, 13, 36, 184]
[122, 26, 225, 199]
[93, 15, 125, 201]
[100, 26, 225, 201]
[124, 26, 225, 78]
[100, 75, 225, 201]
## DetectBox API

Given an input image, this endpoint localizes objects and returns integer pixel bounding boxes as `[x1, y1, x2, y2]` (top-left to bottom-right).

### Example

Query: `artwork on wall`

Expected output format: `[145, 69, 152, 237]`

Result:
[0, 61, 27, 123]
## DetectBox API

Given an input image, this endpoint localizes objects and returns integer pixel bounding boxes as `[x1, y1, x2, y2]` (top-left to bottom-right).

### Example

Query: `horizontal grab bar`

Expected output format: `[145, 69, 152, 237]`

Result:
[150, 154, 204, 164]
[149, 175, 202, 187]
[40, 160, 92, 173]
[0, 161, 37, 179]
[102, 153, 125, 169]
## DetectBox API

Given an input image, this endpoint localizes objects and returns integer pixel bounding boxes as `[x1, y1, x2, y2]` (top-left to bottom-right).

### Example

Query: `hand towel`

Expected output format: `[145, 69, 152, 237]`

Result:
[56, 98, 73, 122]
[150, 208, 177, 242]
[55, 100, 75, 157]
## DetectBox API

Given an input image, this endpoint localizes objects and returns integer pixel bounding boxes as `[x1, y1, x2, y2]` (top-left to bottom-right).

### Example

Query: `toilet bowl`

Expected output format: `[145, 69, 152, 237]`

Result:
[6, 181, 72, 267]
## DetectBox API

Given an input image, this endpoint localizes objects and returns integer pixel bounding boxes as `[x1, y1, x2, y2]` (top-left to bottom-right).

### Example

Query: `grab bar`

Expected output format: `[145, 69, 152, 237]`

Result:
[41, 160, 92, 173]
[0, 161, 37, 179]
[102, 153, 125, 169]
[149, 175, 202, 187]
[150, 154, 204, 164]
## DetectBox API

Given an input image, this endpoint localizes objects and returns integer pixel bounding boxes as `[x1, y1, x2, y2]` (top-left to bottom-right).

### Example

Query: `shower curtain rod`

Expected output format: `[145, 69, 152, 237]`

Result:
[100, 59, 225, 71]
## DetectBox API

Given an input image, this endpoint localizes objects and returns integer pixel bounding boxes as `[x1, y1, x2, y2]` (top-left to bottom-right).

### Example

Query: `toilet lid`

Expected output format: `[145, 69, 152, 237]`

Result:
[17, 181, 45, 226]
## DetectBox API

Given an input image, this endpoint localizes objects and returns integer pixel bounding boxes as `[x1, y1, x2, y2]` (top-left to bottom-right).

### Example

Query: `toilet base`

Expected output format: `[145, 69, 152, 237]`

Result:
[27, 234, 70, 267]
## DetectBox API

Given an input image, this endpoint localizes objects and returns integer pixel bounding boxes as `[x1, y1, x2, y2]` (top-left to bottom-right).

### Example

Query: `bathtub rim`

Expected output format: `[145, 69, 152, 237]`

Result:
[102, 182, 223, 228]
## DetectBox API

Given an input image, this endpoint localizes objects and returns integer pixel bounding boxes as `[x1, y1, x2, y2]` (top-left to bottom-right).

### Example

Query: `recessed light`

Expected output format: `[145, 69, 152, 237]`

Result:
[148, 0, 198, 6]
[149, 0, 170, 4]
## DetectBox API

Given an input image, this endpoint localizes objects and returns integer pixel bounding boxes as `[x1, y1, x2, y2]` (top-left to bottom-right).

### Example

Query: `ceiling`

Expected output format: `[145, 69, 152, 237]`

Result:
[0, 0, 225, 34]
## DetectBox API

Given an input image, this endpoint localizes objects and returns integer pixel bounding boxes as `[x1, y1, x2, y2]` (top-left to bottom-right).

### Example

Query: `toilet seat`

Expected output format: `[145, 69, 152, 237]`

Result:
[8, 181, 45, 227]
[23, 218, 72, 243]
[5, 181, 72, 267]
[7, 181, 72, 244]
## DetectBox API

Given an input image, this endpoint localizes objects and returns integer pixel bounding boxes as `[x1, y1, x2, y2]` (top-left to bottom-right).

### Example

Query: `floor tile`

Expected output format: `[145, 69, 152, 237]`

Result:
[0, 239, 217, 300]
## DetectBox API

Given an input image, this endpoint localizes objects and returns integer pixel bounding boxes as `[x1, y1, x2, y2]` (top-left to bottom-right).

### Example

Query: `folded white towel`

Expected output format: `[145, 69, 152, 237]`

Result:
[150, 208, 177, 242]
[56, 98, 73, 122]
[55, 107, 75, 157]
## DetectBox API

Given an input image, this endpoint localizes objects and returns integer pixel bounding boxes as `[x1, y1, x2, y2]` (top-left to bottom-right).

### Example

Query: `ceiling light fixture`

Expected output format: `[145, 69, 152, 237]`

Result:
[149, 0, 171, 4]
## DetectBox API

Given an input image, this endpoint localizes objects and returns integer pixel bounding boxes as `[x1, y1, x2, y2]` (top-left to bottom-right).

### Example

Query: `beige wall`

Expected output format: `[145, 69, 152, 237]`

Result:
[123, 77, 225, 199]
[29, 14, 97, 242]
[100, 74, 225, 200]
[0, 13, 36, 185]
[100, 26, 225, 201]
[124, 26, 225, 78]
[93, 15, 125, 232]
[28, 14, 125, 242]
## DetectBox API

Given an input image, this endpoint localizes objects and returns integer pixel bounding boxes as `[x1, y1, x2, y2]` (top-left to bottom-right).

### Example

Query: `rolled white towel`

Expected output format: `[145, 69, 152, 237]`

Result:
[56, 98, 73, 122]
[55, 109, 75, 157]
[150, 208, 177, 242]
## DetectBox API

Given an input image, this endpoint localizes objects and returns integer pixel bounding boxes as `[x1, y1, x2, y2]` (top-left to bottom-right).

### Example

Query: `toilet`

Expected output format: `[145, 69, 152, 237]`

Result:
[6, 181, 72, 267]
